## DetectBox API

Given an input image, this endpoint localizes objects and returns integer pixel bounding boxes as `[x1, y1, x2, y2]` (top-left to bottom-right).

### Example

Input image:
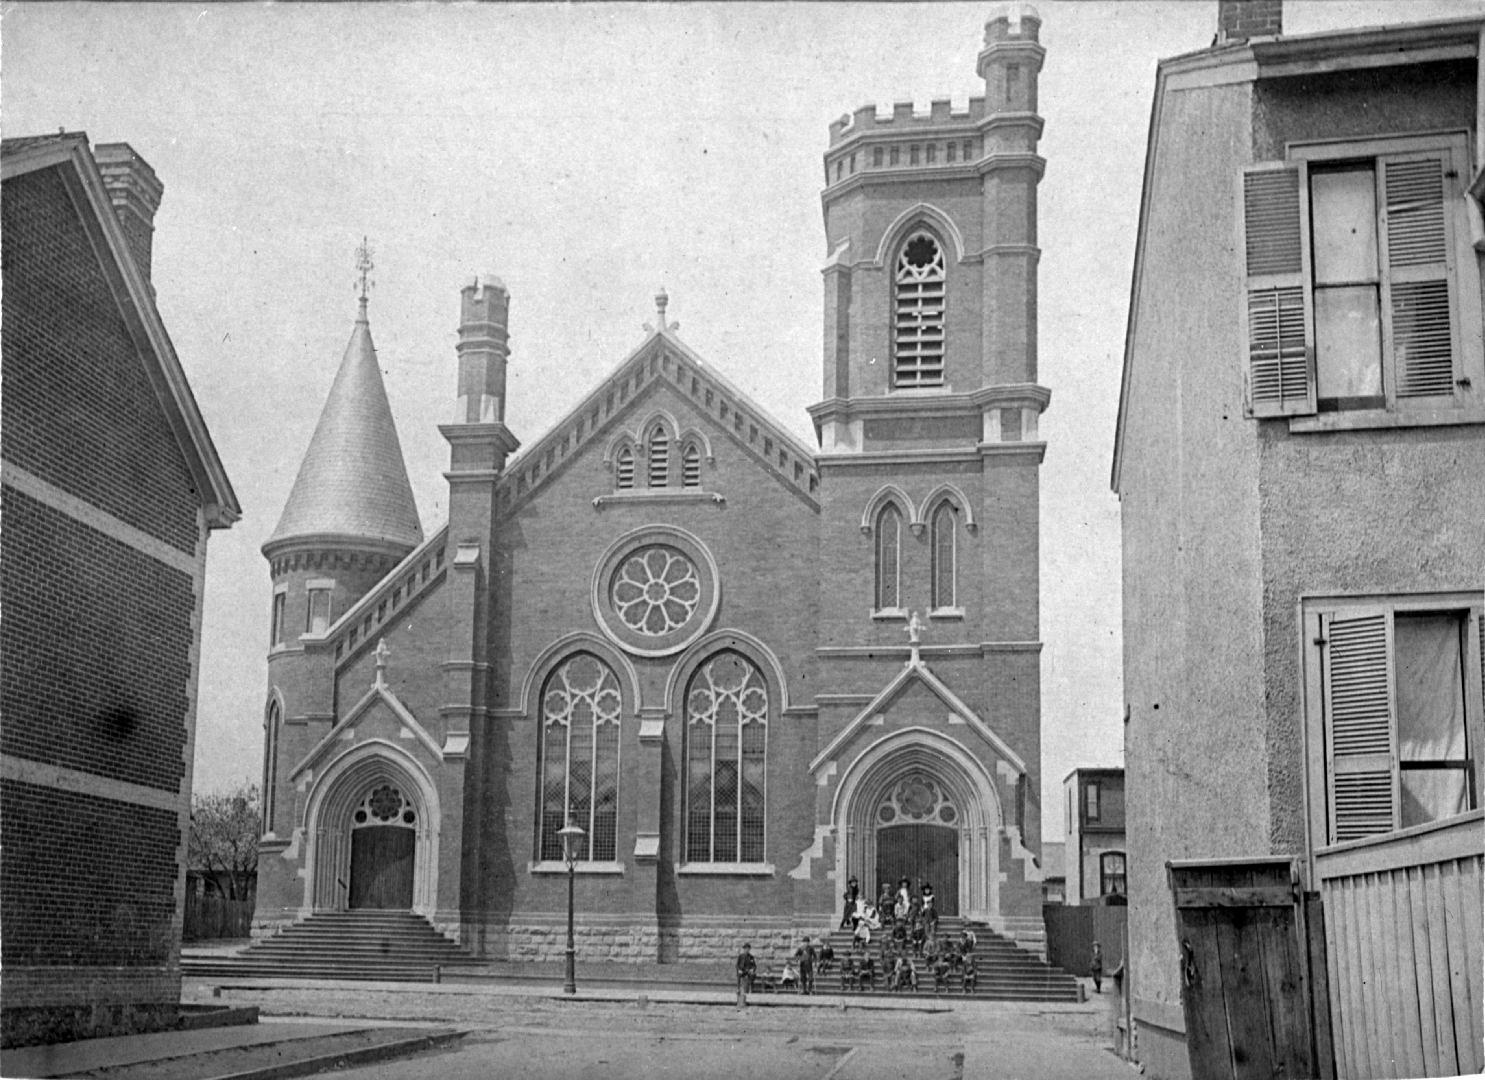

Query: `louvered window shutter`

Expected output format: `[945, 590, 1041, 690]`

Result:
[1380, 154, 1457, 401]
[1321, 610, 1398, 842]
[1240, 165, 1316, 417]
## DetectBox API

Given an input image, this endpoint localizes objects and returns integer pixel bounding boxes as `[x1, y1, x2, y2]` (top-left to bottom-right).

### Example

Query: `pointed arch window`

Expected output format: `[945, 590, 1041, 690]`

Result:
[261, 700, 281, 833]
[930, 500, 959, 611]
[681, 442, 702, 488]
[894, 230, 946, 388]
[647, 426, 670, 487]
[685, 651, 768, 863]
[538, 653, 622, 862]
[875, 503, 903, 612]
[615, 445, 636, 490]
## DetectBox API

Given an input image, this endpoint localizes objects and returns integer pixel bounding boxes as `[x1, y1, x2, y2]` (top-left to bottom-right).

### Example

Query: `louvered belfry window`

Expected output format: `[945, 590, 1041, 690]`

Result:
[615, 446, 635, 490]
[1317, 605, 1478, 844]
[894, 231, 946, 388]
[647, 427, 669, 487]
[1240, 142, 1465, 419]
[681, 442, 701, 488]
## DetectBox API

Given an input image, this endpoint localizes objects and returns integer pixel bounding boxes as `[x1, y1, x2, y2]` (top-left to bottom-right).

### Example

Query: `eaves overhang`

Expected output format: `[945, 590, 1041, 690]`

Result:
[2, 135, 242, 529]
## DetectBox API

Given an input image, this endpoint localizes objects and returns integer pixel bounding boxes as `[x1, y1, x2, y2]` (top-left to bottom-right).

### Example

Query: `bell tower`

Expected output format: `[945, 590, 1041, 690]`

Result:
[809, 5, 1050, 936]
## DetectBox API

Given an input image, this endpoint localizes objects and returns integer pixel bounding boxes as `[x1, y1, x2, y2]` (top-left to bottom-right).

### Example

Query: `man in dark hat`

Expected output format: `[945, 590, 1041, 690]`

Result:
[736, 942, 756, 1006]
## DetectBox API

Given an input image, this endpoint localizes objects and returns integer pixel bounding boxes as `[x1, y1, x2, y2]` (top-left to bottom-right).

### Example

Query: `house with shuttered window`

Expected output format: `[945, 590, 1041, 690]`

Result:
[1112, 3, 1483, 1078]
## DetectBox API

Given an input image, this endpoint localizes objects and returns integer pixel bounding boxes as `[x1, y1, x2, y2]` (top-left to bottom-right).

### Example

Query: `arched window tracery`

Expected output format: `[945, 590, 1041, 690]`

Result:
[684, 650, 768, 863]
[537, 653, 622, 862]
[894, 230, 946, 388]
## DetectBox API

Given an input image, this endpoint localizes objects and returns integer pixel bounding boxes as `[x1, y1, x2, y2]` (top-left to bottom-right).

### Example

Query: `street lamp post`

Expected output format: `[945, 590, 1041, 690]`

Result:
[558, 823, 585, 995]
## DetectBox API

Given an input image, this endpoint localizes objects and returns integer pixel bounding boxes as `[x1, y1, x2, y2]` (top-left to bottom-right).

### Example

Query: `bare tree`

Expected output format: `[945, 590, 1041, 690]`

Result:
[189, 784, 259, 900]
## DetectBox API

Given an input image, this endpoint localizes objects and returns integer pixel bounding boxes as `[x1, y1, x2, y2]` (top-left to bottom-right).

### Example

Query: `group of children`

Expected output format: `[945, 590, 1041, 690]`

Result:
[837, 926, 979, 994]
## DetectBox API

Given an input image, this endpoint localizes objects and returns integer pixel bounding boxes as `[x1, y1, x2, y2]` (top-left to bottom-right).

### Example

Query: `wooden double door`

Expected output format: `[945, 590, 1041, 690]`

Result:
[875, 823, 959, 915]
[348, 825, 415, 910]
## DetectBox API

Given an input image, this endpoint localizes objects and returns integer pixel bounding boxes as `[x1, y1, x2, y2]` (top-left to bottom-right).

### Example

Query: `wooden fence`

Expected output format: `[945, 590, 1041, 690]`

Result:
[184, 892, 254, 941]
[1316, 811, 1483, 1079]
[1043, 902, 1126, 976]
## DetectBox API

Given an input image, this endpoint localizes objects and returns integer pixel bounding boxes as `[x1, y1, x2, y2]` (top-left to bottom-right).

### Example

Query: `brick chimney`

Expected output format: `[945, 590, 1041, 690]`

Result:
[93, 143, 163, 280]
[1217, 0, 1282, 44]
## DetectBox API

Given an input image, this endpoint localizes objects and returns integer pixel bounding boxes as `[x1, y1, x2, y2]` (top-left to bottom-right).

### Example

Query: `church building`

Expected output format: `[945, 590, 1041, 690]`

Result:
[256, 6, 1053, 963]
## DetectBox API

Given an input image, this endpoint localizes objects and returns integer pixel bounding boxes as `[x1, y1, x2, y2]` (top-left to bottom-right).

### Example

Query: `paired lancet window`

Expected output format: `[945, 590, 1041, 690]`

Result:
[894, 230, 947, 389]
[873, 497, 962, 614]
[538, 653, 621, 862]
[684, 651, 768, 864]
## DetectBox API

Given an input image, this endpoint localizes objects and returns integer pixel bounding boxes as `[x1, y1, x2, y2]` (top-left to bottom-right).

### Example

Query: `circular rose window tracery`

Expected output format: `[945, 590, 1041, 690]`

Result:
[592, 526, 719, 657]
[875, 773, 956, 829]
[611, 546, 701, 636]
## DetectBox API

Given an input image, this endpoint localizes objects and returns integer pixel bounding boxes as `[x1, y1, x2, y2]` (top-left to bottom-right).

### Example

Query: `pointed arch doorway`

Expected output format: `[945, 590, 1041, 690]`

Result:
[301, 742, 440, 916]
[873, 773, 960, 915]
[347, 784, 418, 909]
[833, 729, 1001, 921]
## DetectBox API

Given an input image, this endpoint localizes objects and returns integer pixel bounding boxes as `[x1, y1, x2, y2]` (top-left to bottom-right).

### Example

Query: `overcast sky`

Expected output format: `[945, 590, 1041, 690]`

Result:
[4, 1, 1478, 819]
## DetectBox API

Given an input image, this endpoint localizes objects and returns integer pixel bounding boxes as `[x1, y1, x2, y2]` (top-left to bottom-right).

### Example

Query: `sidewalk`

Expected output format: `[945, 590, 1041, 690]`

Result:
[0, 1018, 465, 1080]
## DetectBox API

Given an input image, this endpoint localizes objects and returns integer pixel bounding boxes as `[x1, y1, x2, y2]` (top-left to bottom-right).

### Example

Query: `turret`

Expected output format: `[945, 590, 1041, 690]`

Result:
[811, 4, 1050, 453]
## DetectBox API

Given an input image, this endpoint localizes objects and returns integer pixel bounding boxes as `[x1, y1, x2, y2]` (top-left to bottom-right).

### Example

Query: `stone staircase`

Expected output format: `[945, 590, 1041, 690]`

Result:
[182, 910, 483, 982]
[809, 917, 1080, 1002]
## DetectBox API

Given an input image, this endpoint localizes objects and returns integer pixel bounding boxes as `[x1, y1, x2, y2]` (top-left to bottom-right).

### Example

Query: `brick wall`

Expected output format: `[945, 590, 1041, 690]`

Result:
[1, 488, 194, 791]
[1, 167, 199, 554]
[1, 782, 179, 968]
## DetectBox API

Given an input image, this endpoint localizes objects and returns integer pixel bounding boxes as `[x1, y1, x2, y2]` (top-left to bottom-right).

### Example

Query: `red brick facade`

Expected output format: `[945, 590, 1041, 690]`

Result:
[257, 10, 1051, 964]
[0, 135, 238, 1047]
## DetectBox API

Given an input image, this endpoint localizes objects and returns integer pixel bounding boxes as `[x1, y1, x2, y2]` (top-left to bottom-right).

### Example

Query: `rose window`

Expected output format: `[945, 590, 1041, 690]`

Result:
[876, 773, 956, 828]
[610, 545, 701, 637]
[353, 784, 415, 828]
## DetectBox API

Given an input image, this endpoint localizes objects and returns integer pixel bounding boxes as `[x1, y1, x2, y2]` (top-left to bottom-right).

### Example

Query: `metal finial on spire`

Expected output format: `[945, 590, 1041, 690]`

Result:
[355, 236, 375, 305]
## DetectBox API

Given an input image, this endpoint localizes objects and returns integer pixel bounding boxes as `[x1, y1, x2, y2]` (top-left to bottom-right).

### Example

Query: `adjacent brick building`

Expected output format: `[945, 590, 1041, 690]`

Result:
[256, 7, 1054, 963]
[1, 133, 240, 1046]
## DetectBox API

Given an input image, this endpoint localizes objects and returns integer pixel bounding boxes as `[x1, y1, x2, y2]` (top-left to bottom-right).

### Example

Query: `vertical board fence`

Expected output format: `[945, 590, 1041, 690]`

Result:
[1043, 903, 1126, 976]
[1316, 812, 1484, 1079]
[184, 893, 255, 941]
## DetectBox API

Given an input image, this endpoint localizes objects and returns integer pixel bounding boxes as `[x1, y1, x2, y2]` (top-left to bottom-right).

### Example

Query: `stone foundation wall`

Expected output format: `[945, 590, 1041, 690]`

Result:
[456, 914, 817, 967]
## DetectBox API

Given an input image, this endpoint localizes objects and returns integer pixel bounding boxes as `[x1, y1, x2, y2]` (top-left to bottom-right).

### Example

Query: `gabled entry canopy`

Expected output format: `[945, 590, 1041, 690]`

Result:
[809, 654, 1027, 777]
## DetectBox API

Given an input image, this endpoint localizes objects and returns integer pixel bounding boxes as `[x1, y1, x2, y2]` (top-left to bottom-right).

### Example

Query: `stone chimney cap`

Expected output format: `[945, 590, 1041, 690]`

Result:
[93, 143, 163, 217]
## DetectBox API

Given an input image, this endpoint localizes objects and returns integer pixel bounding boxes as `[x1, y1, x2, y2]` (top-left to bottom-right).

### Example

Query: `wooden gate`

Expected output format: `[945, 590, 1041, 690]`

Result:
[349, 826, 415, 909]
[1169, 857, 1330, 1079]
[876, 823, 958, 915]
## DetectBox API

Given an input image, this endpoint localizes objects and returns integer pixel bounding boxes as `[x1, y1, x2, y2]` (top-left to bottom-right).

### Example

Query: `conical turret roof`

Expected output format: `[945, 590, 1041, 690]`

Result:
[266, 298, 423, 553]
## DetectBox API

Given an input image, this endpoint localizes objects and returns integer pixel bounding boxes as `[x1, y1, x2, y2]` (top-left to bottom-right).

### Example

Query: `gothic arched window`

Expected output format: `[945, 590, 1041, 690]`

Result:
[930, 500, 958, 610]
[261, 700, 281, 833]
[538, 653, 622, 862]
[894, 230, 946, 388]
[684, 651, 768, 863]
[875, 503, 903, 612]
[615, 445, 635, 490]
[681, 441, 702, 488]
[647, 426, 670, 488]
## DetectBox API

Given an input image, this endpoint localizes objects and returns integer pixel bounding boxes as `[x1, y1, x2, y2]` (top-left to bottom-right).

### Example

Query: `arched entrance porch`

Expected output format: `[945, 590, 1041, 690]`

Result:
[832, 728, 1002, 921]
[301, 740, 440, 916]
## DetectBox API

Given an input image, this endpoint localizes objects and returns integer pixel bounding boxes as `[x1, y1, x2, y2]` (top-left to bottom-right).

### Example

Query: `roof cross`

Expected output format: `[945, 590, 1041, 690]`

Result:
[355, 236, 375, 305]
[905, 611, 926, 663]
[373, 638, 390, 686]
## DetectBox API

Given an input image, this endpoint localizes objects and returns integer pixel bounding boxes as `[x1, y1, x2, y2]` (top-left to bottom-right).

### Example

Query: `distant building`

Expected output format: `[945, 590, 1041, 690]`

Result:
[1039, 840, 1065, 904]
[1113, 3, 1483, 1078]
[254, 7, 1056, 965]
[1062, 767, 1125, 905]
[1, 134, 239, 1046]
